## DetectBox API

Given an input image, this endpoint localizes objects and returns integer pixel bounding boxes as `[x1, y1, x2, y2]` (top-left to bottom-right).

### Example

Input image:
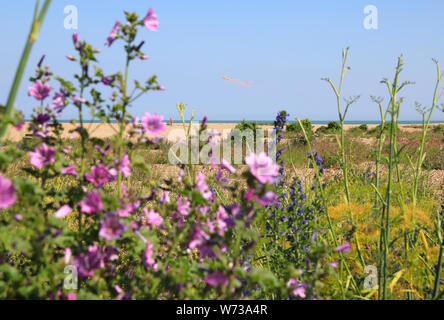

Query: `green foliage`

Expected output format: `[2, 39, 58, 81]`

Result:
[286, 119, 313, 135]
[369, 122, 399, 134]
[286, 119, 313, 145]
[316, 121, 341, 135]
[234, 119, 258, 132]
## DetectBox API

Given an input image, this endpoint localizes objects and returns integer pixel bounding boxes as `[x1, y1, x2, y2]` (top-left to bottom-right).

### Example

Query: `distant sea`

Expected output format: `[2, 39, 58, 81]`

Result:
[47, 120, 443, 125]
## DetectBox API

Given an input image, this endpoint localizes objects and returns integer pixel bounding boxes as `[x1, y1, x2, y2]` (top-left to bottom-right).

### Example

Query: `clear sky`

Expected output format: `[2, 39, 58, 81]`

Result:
[1, 0, 444, 122]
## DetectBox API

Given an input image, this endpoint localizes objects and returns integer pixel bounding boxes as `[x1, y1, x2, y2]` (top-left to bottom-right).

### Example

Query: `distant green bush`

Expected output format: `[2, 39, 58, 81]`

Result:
[235, 119, 258, 132]
[327, 121, 341, 132]
[286, 119, 313, 145]
[432, 124, 443, 134]
[286, 119, 313, 135]
[316, 121, 341, 135]
[348, 124, 368, 136]
[231, 120, 259, 143]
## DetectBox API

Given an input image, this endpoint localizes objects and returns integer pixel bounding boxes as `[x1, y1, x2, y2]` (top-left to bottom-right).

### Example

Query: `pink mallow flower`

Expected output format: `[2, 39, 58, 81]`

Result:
[334, 242, 351, 253]
[105, 20, 120, 47]
[15, 110, 25, 131]
[66, 293, 77, 300]
[28, 80, 52, 101]
[0, 174, 16, 210]
[287, 276, 308, 299]
[85, 164, 113, 187]
[80, 190, 103, 214]
[142, 112, 166, 136]
[205, 272, 229, 287]
[245, 152, 279, 184]
[176, 196, 191, 216]
[72, 33, 80, 49]
[216, 205, 234, 236]
[187, 223, 215, 259]
[61, 165, 77, 177]
[116, 201, 140, 218]
[73, 243, 104, 277]
[73, 96, 86, 105]
[55, 205, 72, 218]
[159, 191, 170, 204]
[52, 89, 67, 112]
[195, 173, 213, 201]
[143, 241, 156, 269]
[292, 285, 307, 299]
[29, 143, 56, 169]
[255, 190, 278, 207]
[144, 8, 159, 32]
[144, 208, 163, 227]
[118, 152, 131, 178]
[221, 159, 236, 174]
[99, 212, 126, 241]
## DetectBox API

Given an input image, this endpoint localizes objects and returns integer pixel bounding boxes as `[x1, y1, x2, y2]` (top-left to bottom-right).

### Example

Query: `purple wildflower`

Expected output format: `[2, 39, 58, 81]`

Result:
[0, 174, 16, 210]
[54, 205, 72, 218]
[99, 212, 126, 241]
[334, 242, 351, 253]
[245, 152, 279, 184]
[15, 110, 25, 131]
[61, 165, 77, 177]
[116, 201, 140, 218]
[101, 76, 113, 86]
[72, 33, 80, 49]
[28, 81, 52, 101]
[85, 164, 113, 187]
[205, 272, 229, 287]
[52, 89, 67, 112]
[176, 196, 191, 216]
[143, 8, 159, 32]
[159, 191, 170, 204]
[255, 190, 278, 207]
[118, 152, 131, 178]
[141, 113, 166, 136]
[196, 173, 213, 201]
[216, 205, 234, 236]
[143, 241, 156, 269]
[105, 21, 120, 47]
[73, 243, 104, 277]
[144, 208, 163, 227]
[29, 143, 56, 169]
[73, 96, 87, 105]
[80, 190, 103, 214]
[221, 159, 236, 174]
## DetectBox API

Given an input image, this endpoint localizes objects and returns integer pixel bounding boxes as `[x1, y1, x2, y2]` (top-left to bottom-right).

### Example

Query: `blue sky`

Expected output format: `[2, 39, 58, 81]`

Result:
[1, 0, 444, 121]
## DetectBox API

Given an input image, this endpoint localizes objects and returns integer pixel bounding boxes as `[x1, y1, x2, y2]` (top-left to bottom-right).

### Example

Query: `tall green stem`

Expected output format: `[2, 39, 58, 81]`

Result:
[117, 55, 131, 198]
[324, 48, 352, 202]
[0, 0, 52, 142]
[77, 83, 86, 233]
[298, 117, 360, 296]
[382, 57, 402, 300]
[323, 48, 365, 269]
[432, 212, 443, 299]
[413, 61, 444, 206]
[372, 98, 389, 297]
